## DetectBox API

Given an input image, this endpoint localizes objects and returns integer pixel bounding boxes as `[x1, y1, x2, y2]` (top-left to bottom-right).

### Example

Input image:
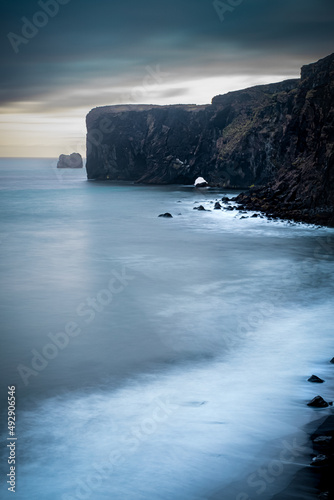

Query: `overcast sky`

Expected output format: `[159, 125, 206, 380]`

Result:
[0, 0, 333, 157]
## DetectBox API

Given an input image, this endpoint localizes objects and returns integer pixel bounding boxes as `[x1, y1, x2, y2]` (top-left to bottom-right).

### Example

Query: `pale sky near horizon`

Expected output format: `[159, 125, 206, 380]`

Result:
[0, 0, 334, 158]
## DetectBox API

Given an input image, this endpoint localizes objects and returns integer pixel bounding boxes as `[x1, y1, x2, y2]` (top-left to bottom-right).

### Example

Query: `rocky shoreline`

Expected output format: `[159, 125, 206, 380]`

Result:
[234, 187, 334, 228]
[158, 190, 333, 228]
[158, 194, 334, 498]
[269, 357, 334, 500]
[273, 418, 334, 500]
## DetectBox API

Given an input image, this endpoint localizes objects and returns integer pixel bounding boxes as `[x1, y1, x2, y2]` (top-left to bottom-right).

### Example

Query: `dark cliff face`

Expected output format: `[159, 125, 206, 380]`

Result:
[85, 80, 300, 187]
[86, 53, 334, 222]
[236, 53, 334, 226]
[86, 104, 211, 184]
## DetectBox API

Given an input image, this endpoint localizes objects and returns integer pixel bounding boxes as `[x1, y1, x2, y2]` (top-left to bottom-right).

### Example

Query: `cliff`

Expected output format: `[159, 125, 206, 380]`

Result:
[86, 53, 334, 225]
[235, 53, 334, 226]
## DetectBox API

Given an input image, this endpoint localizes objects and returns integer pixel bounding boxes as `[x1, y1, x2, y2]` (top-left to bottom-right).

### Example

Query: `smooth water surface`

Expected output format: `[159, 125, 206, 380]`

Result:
[0, 158, 334, 500]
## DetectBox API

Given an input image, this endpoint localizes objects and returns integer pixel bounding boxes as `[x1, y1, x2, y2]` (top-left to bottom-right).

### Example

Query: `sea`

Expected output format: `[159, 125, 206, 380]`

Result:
[0, 158, 334, 500]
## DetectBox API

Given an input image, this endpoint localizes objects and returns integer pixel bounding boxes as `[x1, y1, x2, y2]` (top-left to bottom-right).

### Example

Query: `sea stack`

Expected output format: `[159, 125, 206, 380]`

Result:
[57, 153, 83, 169]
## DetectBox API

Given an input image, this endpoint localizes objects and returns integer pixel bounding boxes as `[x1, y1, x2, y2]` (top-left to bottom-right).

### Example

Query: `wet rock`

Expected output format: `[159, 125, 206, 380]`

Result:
[307, 396, 330, 408]
[158, 213, 173, 218]
[330, 357, 334, 364]
[194, 177, 208, 187]
[214, 202, 222, 209]
[311, 454, 329, 466]
[194, 205, 206, 211]
[251, 213, 259, 218]
[308, 375, 325, 383]
[313, 436, 333, 446]
[221, 197, 230, 203]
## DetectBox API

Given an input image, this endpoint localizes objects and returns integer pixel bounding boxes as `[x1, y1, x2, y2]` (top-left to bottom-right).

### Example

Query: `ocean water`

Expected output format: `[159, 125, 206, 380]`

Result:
[0, 158, 334, 500]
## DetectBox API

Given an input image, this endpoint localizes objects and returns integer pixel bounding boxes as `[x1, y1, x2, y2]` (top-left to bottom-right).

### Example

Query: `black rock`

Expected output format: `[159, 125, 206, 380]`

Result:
[193, 205, 206, 211]
[330, 357, 334, 364]
[240, 216, 248, 219]
[311, 454, 329, 466]
[251, 213, 259, 218]
[318, 492, 330, 500]
[221, 197, 230, 203]
[308, 375, 325, 383]
[158, 213, 173, 218]
[214, 202, 222, 210]
[307, 396, 330, 408]
[313, 436, 333, 446]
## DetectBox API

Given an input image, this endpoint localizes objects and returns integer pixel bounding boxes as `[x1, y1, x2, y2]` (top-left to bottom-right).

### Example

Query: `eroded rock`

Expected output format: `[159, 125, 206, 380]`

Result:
[57, 153, 83, 168]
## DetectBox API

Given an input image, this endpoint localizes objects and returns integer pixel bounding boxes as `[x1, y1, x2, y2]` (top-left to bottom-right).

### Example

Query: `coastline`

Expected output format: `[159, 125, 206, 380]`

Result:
[271, 355, 334, 500]
[234, 189, 334, 229]
[273, 414, 334, 500]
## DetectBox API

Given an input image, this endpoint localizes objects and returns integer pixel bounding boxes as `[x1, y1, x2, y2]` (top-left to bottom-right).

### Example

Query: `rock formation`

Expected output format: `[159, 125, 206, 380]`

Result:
[86, 53, 334, 225]
[57, 153, 83, 168]
[194, 177, 209, 187]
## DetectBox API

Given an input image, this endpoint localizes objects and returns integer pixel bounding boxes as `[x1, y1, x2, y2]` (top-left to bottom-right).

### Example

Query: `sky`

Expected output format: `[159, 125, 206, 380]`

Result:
[0, 0, 333, 157]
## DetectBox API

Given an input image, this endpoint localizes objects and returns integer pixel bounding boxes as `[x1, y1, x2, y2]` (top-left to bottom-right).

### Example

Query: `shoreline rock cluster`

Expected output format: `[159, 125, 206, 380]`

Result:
[234, 187, 334, 228]
[284, 362, 334, 500]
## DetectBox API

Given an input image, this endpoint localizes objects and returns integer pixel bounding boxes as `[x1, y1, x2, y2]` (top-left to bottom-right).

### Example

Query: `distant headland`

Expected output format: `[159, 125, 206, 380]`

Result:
[85, 53, 334, 226]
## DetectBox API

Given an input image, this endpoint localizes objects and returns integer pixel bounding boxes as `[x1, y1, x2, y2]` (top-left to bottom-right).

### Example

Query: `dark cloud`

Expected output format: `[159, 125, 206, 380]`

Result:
[0, 0, 334, 109]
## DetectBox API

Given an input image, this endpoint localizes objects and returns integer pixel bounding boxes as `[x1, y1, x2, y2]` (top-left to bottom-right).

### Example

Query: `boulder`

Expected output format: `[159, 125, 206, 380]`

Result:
[308, 375, 325, 383]
[193, 205, 206, 211]
[57, 153, 83, 168]
[214, 202, 222, 210]
[158, 213, 173, 218]
[307, 396, 330, 408]
[194, 177, 208, 188]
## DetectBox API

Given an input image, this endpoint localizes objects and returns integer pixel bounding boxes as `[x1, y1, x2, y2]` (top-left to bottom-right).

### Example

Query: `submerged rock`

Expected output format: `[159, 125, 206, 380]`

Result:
[158, 213, 173, 218]
[308, 375, 325, 383]
[307, 396, 331, 408]
[57, 152, 83, 168]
